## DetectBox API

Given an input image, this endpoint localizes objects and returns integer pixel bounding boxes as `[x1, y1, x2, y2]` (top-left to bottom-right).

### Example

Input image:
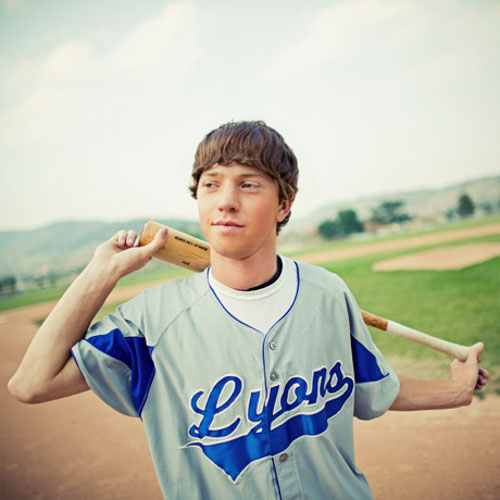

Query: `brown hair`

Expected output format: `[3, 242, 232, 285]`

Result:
[190, 120, 299, 233]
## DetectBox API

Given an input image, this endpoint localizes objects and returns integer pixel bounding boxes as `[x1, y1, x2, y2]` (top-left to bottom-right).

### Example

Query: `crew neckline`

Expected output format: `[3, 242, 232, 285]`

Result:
[245, 255, 282, 291]
[208, 255, 289, 301]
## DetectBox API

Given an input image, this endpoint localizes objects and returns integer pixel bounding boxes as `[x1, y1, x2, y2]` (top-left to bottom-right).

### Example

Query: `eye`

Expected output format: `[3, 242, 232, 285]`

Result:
[241, 182, 259, 189]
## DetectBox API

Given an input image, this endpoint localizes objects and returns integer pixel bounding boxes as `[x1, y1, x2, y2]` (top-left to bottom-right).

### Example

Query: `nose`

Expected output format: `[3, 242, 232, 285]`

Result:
[216, 184, 240, 213]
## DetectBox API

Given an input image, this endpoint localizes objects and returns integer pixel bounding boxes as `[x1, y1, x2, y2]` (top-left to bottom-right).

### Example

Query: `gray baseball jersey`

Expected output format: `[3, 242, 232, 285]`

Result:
[71, 259, 400, 499]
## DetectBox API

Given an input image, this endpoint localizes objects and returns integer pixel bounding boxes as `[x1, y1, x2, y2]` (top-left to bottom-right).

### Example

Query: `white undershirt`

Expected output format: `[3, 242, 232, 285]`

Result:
[208, 256, 298, 334]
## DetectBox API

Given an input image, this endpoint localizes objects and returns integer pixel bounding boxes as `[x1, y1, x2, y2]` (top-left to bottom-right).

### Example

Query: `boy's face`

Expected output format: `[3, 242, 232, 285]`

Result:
[197, 163, 291, 261]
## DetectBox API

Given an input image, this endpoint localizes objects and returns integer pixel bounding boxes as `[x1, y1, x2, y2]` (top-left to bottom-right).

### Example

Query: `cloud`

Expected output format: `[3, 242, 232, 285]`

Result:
[1, 2, 200, 148]
[262, 0, 500, 84]
[110, 2, 197, 75]
[3, 41, 93, 141]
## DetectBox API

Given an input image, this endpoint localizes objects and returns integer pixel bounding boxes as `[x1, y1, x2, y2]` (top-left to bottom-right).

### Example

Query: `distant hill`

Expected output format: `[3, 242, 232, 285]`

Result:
[0, 219, 203, 280]
[290, 175, 500, 229]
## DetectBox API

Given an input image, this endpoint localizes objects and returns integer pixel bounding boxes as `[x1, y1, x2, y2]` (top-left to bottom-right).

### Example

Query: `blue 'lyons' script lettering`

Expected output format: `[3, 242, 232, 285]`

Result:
[185, 361, 354, 481]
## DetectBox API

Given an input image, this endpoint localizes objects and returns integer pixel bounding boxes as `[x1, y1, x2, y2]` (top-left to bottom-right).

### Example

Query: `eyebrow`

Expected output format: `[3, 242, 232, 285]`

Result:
[201, 170, 266, 179]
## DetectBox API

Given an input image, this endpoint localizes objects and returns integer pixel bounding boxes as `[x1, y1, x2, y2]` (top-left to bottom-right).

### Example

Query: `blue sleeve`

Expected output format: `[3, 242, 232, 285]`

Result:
[71, 294, 155, 417]
[343, 289, 400, 420]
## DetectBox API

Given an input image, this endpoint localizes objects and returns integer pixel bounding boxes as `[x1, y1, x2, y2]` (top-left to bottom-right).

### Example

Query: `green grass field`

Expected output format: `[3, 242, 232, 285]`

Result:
[0, 264, 190, 312]
[4, 216, 500, 392]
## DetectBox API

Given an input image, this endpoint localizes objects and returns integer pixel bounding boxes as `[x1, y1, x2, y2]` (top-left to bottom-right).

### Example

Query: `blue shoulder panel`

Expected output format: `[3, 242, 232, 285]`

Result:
[350, 336, 387, 383]
[85, 329, 155, 415]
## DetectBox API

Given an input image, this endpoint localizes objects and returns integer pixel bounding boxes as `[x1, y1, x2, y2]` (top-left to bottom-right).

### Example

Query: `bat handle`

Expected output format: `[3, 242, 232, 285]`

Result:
[386, 319, 470, 361]
[361, 310, 388, 331]
[361, 310, 471, 361]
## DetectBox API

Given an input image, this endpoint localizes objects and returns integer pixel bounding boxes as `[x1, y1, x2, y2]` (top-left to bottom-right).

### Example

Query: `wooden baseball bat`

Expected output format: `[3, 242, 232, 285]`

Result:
[139, 220, 471, 361]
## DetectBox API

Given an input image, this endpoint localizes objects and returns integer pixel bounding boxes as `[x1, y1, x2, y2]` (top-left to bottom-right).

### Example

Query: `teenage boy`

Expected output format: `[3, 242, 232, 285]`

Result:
[9, 121, 488, 499]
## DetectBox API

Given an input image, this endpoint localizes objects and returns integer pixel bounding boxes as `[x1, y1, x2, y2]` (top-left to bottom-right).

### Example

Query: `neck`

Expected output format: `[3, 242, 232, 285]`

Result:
[209, 245, 278, 290]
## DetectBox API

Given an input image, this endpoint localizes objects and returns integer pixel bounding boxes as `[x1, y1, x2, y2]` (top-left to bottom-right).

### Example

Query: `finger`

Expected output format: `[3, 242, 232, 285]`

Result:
[126, 230, 137, 247]
[475, 378, 487, 390]
[114, 230, 127, 246]
[114, 230, 126, 241]
[475, 368, 490, 389]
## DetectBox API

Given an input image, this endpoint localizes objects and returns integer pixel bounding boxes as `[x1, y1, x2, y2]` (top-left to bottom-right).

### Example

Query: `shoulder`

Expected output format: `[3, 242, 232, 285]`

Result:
[116, 271, 211, 344]
[141, 270, 210, 312]
[291, 258, 350, 297]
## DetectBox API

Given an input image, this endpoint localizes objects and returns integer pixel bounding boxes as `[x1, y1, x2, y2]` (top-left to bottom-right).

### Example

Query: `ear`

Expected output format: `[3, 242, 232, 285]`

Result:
[276, 198, 293, 223]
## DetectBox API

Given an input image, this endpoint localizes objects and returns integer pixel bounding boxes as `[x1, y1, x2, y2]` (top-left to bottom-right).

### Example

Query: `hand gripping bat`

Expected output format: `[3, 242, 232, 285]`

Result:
[138, 221, 471, 361]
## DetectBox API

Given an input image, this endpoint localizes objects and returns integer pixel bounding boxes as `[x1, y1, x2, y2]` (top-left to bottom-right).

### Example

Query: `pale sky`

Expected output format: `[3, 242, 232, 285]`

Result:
[1, 0, 499, 231]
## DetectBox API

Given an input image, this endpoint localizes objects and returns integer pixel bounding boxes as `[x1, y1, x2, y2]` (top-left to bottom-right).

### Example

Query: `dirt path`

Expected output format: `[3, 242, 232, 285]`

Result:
[298, 222, 500, 264]
[373, 242, 500, 271]
[354, 398, 500, 499]
[2, 222, 499, 499]
[0, 302, 162, 500]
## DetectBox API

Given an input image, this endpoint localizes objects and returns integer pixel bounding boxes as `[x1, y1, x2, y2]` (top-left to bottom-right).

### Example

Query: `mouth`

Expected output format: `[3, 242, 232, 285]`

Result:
[212, 221, 244, 228]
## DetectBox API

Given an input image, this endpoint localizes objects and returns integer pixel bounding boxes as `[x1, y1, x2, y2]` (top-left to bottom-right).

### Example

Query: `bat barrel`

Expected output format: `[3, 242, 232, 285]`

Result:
[138, 221, 210, 272]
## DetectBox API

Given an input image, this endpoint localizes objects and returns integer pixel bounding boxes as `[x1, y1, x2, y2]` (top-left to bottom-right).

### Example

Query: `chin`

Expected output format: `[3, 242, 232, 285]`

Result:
[209, 239, 252, 261]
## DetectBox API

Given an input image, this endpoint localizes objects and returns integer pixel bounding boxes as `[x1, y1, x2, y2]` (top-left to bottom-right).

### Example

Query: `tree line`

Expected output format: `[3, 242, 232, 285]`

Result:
[318, 193, 478, 240]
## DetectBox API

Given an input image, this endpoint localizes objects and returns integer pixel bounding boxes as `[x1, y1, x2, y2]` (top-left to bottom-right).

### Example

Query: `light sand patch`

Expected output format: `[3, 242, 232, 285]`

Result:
[373, 243, 500, 271]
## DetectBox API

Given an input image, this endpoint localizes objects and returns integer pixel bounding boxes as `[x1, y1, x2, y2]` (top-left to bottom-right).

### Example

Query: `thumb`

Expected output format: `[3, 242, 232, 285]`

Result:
[144, 227, 168, 255]
[467, 342, 484, 363]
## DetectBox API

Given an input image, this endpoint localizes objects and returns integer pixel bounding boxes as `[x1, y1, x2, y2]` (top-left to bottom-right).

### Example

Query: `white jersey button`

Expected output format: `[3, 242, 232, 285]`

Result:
[279, 453, 288, 462]
[269, 341, 277, 350]
[270, 372, 278, 381]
